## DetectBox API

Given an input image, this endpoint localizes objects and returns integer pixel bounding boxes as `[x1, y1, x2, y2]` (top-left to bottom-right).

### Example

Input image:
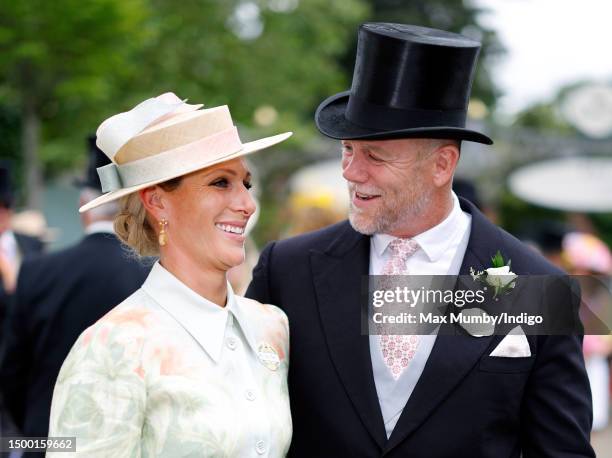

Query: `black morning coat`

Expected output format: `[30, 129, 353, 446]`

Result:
[246, 198, 595, 458]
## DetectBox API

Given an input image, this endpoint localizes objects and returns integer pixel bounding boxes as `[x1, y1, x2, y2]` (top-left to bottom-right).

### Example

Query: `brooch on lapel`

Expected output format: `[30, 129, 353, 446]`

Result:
[470, 250, 517, 300]
[257, 343, 280, 371]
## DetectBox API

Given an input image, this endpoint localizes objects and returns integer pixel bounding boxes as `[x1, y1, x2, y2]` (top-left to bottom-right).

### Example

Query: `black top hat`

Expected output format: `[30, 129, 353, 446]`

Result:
[74, 135, 111, 191]
[0, 162, 14, 208]
[315, 23, 493, 144]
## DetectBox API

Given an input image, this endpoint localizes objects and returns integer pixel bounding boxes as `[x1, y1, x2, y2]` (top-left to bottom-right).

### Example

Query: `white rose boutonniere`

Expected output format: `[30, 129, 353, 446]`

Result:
[470, 251, 517, 299]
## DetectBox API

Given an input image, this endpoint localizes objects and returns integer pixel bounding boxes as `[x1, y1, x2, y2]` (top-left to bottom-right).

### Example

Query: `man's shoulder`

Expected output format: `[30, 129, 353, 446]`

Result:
[19, 234, 142, 287]
[20, 236, 88, 273]
[461, 197, 563, 276]
[14, 231, 44, 255]
[19, 246, 68, 279]
[482, 221, 564, 275]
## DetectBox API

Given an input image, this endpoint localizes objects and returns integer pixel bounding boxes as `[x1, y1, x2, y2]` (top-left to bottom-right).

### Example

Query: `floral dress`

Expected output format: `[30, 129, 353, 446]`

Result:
[48, 262, 291, 457]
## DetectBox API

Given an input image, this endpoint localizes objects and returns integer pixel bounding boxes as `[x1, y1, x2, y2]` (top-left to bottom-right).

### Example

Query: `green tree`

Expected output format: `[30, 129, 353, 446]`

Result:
[512, 102, 575, 134]
[126, 0, 369, 141]
[1, 0, 369, 202]
[0, 0, 147, 208]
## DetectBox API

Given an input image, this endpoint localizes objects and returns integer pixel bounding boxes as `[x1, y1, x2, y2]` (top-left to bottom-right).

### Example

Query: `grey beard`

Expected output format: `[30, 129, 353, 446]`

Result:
[348, 191, 432, 235]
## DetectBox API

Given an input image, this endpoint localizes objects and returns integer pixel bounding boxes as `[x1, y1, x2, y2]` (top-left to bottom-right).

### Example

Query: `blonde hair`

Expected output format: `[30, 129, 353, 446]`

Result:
[113, 177, 182, 257]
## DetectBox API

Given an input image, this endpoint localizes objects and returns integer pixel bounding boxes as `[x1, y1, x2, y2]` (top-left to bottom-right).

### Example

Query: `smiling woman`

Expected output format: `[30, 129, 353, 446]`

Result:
[47, 93, 293, 457]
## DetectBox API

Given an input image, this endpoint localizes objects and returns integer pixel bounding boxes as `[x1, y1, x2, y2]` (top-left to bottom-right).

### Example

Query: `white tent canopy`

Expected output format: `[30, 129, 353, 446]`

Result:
[508, 157, 612, 212]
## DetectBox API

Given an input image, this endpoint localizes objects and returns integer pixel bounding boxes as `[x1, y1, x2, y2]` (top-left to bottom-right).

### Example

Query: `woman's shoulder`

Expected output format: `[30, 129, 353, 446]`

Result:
[235, 296, 290, 365]
[236, 295, 288, 328]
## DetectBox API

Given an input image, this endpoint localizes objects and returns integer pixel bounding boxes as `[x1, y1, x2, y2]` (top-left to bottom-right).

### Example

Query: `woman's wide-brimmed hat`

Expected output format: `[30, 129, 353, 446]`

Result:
[79, 92, 292, 212]
[315, 23, 493, 145]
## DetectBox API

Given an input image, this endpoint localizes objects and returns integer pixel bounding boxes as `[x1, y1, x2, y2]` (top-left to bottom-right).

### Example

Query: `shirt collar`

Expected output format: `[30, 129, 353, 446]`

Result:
[141, 262, 256, 362]
[372, 192, 465, 262]
[84, 220, 115, 235]
[0, 230, 17, 248]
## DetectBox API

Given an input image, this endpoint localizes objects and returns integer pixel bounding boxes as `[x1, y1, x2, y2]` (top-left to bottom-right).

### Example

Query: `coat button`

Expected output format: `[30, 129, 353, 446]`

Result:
[245, 389, 256, 401]
[255, 440, 266, 455]
[226, 336, 238, 350]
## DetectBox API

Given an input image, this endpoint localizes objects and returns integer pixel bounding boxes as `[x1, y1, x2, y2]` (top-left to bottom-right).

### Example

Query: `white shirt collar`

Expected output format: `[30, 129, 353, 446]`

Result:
[84, 220, 116, 235]
[0, 229, 17, 247]
[141, 262, 257, 363]
[372, 192, 465, 262]
[0, 229, 18, 261]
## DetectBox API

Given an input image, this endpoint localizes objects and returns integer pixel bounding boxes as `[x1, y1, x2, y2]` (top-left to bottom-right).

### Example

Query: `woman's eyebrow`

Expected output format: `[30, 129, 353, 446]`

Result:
[207, 168, 237, 176]
[203, 168, 251, 180]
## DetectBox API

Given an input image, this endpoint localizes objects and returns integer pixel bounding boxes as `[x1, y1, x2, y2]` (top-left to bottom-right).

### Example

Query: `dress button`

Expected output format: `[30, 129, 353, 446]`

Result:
[226, 336, 238, 350]
[255, 440, 266, 455]
[245, 389, 256, 401]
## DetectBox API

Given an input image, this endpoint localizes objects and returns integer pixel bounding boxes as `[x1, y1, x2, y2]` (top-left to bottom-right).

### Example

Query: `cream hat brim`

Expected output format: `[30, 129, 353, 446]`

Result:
[79, 131, 291, 213]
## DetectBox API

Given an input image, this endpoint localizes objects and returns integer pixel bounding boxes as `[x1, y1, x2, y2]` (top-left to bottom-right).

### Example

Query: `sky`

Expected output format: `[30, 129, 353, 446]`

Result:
[474, 0, 612, 114]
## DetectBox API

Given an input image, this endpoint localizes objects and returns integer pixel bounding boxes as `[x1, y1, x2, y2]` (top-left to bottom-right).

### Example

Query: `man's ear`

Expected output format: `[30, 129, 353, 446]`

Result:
[431, 143, 460, 188]
[139, 186, 165, 222]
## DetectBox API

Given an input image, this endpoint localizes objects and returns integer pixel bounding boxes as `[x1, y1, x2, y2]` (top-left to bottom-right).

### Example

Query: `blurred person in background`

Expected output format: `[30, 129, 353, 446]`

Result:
[284, 190, 346, 237]
[0, 162, 44, 448]
[10, 210, 59, 246]
[282, 159, 350, 238]
[47, 93, 292, 457]
[451, 177, 482, 211]
[0, 137, 150, 457]
[518, 220, 570, 266]
[247, 23, 594, 457]
[0, 163, 44, 328]
[562, 231, 612, 432]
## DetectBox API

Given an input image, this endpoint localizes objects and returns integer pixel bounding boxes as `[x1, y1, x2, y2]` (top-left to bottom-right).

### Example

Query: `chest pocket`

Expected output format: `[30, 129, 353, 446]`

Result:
[479, 354, 536, 373]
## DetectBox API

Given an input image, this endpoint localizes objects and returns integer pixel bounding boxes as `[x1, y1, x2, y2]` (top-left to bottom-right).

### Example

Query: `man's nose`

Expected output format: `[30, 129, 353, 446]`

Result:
[342, 151, 368, 183]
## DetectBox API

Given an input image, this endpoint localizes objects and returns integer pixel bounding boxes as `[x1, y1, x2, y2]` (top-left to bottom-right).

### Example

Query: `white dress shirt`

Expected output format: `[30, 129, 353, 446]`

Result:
[84, 220, 116, 235]
[369, 192, 471, 437]
[0, 229, 21, 271]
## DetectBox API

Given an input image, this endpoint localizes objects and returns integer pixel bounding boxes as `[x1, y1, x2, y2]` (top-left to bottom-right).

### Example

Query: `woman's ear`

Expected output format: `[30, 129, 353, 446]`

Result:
[139, 186, 166, 222]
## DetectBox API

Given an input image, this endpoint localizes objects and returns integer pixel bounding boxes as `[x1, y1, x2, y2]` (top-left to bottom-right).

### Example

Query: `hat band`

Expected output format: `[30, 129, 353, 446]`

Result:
[346, 94, 467, 131]
[97, 126, 242, 193]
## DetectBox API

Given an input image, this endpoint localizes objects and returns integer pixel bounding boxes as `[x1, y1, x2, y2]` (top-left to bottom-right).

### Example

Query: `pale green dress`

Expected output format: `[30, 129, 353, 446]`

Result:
[48, 262, 291, 457]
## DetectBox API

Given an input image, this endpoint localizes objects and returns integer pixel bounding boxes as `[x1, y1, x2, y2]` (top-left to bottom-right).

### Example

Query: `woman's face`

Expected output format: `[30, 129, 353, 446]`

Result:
[160, 158, 256, 271]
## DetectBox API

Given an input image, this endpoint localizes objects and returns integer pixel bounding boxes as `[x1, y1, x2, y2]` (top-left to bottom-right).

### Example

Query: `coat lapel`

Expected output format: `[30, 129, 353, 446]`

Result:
[310, 222, 387, 449]
[384, 198, 504, 453]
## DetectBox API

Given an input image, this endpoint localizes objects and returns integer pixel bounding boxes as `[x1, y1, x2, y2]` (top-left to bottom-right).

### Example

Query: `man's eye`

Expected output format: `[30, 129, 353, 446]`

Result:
[244, 181, 253, 190]
[368, 153, 383, 163]
[211, 178, 228, 188]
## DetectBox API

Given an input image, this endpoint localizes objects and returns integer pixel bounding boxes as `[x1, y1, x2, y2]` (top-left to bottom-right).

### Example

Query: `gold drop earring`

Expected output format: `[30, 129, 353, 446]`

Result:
[158, 219, 169, 246]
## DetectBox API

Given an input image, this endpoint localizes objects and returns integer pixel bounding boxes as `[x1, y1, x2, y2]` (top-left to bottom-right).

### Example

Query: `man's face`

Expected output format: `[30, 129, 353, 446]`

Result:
[341, 138, 436, 236]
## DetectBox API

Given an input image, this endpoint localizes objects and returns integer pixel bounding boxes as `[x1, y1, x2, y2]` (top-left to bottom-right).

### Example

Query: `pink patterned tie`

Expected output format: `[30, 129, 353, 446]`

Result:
[380, 238, 420, 380]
